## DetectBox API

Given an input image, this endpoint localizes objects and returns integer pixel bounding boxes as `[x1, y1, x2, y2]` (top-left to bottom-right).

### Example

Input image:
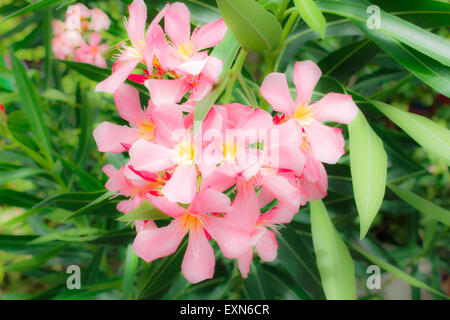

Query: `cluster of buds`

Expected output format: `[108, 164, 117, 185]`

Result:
[94, 0, 359, 283]
[52, 3, 110, 67]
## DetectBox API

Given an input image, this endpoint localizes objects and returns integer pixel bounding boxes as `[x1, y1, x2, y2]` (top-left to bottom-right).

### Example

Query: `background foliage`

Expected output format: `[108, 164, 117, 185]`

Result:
[0, 0, 449, 300]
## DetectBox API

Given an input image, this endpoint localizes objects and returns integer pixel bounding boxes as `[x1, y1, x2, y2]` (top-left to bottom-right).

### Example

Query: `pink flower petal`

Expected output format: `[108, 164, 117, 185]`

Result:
[129, 139, 175, 172]
[255, 229, 278, 262]
[238, 248, 253, 278]
[164, 2, 191, 46]
[304, 122, 345, 164]
[181, 229, 215, 283]
[95, 59, 140, 93]
[162, 164, 197, 204]
[293, 60, 322, 107]
[311, 92, 359, 124]
[113, 84, 146, 125]
[146, 194, 186, 218]
[133, 219, 186, 262]
[191, 18, 227, 51]
[145, 78, 189, 105]
[261, 174, 301, 214]
[189, 188, 231, 214]
[93, 122, 138, 153]
[125, 0, 147, 48]
[260, 72, 295, 116]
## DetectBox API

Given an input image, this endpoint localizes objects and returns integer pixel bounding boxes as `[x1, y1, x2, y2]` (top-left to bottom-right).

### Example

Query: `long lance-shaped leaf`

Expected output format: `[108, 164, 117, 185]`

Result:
[372, 101, 450, 165]
[350, 243, 449, 299]
[388, 184, 450, 226]
[294, 0, 326, 39]
[310, 200, 357, 300]
[1, 0, 68, 22]
[10, 49, 53, 165]
[216, 0, 281, 51]
[316, 0, 450, 66]
[349, 112, 387, 239]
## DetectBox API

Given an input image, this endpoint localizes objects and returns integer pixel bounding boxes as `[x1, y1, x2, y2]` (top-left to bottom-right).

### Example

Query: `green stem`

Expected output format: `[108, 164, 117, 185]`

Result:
[237, 74, 257, 106]
[223, 49, 248, 104]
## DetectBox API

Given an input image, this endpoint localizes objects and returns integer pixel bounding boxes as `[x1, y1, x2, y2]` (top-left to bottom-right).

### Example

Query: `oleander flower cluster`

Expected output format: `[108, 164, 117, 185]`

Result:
[52, 3, 110, 67]
[93, 0, 359, 284]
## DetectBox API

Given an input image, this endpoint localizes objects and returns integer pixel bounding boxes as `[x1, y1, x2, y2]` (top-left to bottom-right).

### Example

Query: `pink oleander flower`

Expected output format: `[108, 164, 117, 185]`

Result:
[89, 8, 110, 31]
[153, 2, 227, 100]
[93, 82, 187, 154]
[74, 32, 109, 67]
[260, 60, 359, 164]
[133, 188, 250, 283]
[52, 29, 83, 59]
[66, 3, 90, 30]
[95, 0, 168, 93]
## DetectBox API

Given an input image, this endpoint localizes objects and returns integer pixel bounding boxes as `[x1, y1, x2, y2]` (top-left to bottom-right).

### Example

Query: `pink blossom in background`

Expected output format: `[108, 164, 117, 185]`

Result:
[89, 8, 110, 31]
[74, 32, 108, 67]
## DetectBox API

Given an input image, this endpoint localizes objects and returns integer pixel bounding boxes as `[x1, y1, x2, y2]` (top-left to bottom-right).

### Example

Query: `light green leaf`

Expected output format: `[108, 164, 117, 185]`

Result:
[0, 168, 45, 186]
[1, 0, 67, 22]
[10, 49, 53, 165]
[349, 112, 387, 238]
[372, 101, 450, 165]
[210, 31, 240, 79]
[294, 0, 326, 39]
[310, 200, 356, 300]
[216, 0, 282, 51]
[350, 243, 449, 299]
[117, 200, 169, 223]
[388, 184, 450, 226]
[123, 244, 139, 299]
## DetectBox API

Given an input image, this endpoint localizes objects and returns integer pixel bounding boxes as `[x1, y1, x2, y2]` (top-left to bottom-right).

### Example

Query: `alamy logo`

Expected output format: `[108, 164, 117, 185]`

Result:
[66, 265, 81, 290]
[366, 265, 381, 290]
[367, 5, 381, 29]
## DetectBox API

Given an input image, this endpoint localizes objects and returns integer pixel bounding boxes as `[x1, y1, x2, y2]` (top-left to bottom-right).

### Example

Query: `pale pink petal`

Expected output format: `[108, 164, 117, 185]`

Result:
[88, 32, 102, 46]
[145, 78, 189, 105]
[181, 229, 215, 283]
[293, 60, 322, 107]
[125, 0, 147, 48]
[191, 18, 227, 51]
[255, 229, 278, 262]
[147, 194, 185, 218]
[151, 104, 186, 147]
[203, 215, 250, 259]
[190, 188, 231, 214]
[162, 164, 197, 204]
[102, 164, 117, 178]
[93, 122, 138, 153]
[117, 195, 143, 213]
[133, 219, 186, 262]
[94, 55, 107, 68]
[304, 123, 345, 164]
[164, 2, 191, 46]
[200, 168, 236, 192]
[129, 139, 175, 172]
[134, 220, 156, 233]
[176, 58, 208, 76]
[259, 206, 296, 224]
[146, 4, 169, 42]
[113, 84, 145, 125]
[302, 161, 328, 201]
[260, 72, 295, 116]
[238, 248, 253, 278]
[261, 174, 301, 214]
[310, 93, 359, 124]
[95, 60, 140, 93]
[201, 56, 223, 83]
[227, 180, 260, 233]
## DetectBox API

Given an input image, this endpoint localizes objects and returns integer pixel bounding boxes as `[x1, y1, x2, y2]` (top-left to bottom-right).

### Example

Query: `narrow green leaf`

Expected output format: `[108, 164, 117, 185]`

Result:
[1, 0, 66, 22]
[117, 200, 169, 223]
[294, 0, 326, 39]
[0, 189, 41, 208]
[388, 184, 450, 226]
[75, 91, 94, 168]
[63, 191, 116, 220]
[210, 31, 240, 79]
[43, 7, 52, 90]
[123, 244, 139, 299]
[0, 168, 45, 186]
[349, 112, 387, 238]
[10, 49, 53, 165]
[310, 200, 357, 300]
[372, 101, 450, 165]
[317, 0, 450, 66]
[4, 244, 68, 272]
[350, 243, 449, 299]
[216, 0, 282, 51]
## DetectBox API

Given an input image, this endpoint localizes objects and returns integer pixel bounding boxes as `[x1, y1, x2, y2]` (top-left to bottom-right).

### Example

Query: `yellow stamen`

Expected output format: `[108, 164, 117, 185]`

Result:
[137, 121, 155, 139]
[180, 213, 202, 232]
[174, 140, 195, 164]
[294, 105, 311, 121]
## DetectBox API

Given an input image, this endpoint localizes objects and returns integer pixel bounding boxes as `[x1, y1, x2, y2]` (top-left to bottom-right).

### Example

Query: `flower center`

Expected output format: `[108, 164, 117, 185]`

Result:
[137, 121, 155, 139]
[176, 42, 194, 60]
[174, 140, 195, 164]
[294, 105, 311, 122]
[180, 213, 202, 232]
[223, 141, 238, 161]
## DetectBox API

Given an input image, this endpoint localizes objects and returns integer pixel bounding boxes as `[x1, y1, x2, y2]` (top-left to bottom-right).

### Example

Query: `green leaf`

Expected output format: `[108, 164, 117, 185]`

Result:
[310, 200, 356, 300]
[388, 184, 450, 226]
[123, 244, 139, 299]
[4, 244, 68, 272]
[63, 191, 117, 220]
[349, 112, 387, 238]
[372, 101, 450, 165]
[75, 89, 94, 169]
[1, 0, 67, 22]
[137, 238, 188, 299]
[211, 31, 240, 79]
[350, 243, 449, 299]
[116, 200, 169, 223]
[216, 0, 282, 51]
[0, 189, 41, 208]
[263, 264, 311, 300]
[317, 0, 450, 66]
[0, 168, 45, 186]
[294, 0, 327, 39]
[10, 49, 53, 165]
[43, 7, 52, 90]
[59, 60, 149, 98]
[318, 39, 379, 82]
